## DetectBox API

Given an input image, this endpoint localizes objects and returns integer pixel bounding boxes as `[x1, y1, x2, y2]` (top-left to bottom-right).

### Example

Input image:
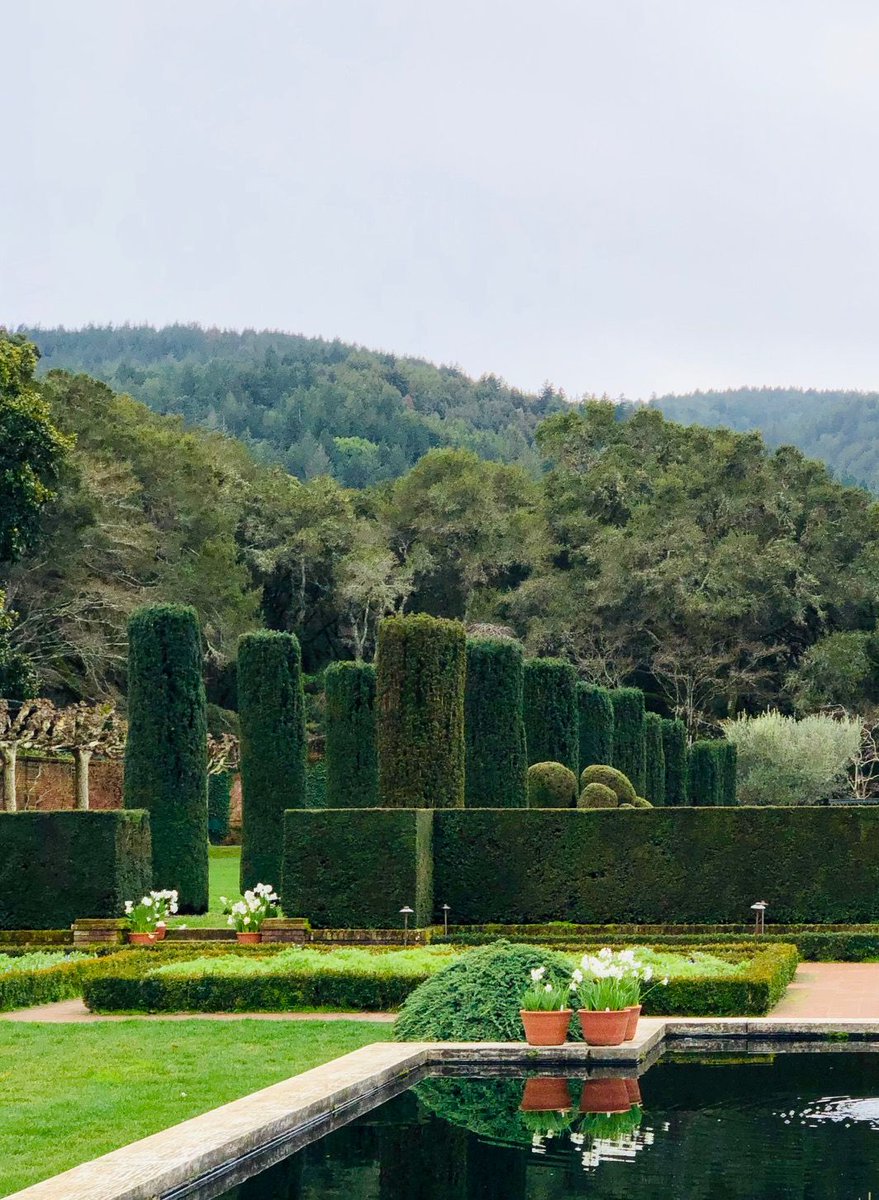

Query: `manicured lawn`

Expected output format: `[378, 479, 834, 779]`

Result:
[167, 845, 242, 928]
[0, 1019, 392, 1197]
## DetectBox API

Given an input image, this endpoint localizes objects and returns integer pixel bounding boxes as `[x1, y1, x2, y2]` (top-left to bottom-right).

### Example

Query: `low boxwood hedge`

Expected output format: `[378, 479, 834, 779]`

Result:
[0, 953, 106, 1012]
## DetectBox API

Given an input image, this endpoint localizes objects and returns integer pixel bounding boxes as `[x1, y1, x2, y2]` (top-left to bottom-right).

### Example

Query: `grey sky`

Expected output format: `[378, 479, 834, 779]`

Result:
[4, 1, 879, 398]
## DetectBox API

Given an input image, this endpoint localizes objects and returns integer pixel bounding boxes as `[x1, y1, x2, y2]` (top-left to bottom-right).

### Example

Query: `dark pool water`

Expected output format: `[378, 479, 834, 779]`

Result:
[218, 1052, 879, 1199]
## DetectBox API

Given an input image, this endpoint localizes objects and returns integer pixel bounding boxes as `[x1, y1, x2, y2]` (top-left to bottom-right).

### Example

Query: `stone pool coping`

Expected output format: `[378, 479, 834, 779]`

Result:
[12, 1016, 879, 1200]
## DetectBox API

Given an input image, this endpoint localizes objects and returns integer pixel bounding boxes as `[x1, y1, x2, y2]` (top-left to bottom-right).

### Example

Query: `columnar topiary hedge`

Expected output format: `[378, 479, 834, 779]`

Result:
[238, 631, 306, 891]
[643, 712, 666, 807]
[377, 615, 466, 808]
[523, 658, 578, 773]
[465, 638, 527, 807]
[208, 772, 232, 844]
[325, 662, 378, 807]
[609, 688, 646, 794]
[718, 740, 738, 806]
[576, 683, 614, 772]
[282, 808, 434, 928]
[283, 806, 879, 927]
[124, 604, 208, 911]
[687, 740, 724, 806]
[0, 812, 152, 928]
[661, 718, 688, 806]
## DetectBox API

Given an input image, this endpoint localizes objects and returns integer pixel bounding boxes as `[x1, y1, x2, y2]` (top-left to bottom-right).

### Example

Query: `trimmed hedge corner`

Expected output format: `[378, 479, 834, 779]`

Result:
[0, 812, 152, 929]
[465, 638, 527, 808]
[282, 808, 434, 928]
[377, 615, 466, 809]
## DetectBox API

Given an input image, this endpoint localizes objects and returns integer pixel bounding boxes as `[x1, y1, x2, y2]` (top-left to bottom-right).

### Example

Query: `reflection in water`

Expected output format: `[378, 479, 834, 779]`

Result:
[218, 1053, 879, 1199]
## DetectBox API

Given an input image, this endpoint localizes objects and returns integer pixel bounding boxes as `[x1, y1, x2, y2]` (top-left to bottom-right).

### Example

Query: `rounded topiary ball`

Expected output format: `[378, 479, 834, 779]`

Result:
[633, 796, 653, 808]
[579, 764, 637, 805]
[527, 761, 578, 808]
[578, 781, 619, 809]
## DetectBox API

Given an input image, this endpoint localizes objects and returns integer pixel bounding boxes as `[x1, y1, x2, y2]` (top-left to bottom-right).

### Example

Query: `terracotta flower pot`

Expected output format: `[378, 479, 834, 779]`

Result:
[624, 1077, 642, 1105]
[577, 1009, 629, 1046]
[579, 1077, 631, 1114]
[520, 1076, 573, 1112]
[623, 1004, 641, 1041]
[128, 931, 157, 946]
[236, 931, 262, 944]
[153, 925, 167, 941]
[520, 1009, 572, 1046]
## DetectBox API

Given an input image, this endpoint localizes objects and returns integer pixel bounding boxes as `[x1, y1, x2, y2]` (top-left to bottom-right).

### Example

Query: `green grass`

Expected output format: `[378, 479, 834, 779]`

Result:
[0, 1019, 391, 1197]
[166, 845, 241, 928]
[0, 951, 87, 974]
[152, 945, 460, 978]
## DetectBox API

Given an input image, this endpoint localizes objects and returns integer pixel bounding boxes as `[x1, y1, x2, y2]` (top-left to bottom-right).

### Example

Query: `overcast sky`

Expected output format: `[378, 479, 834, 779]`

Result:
[4, 1, 879, 398]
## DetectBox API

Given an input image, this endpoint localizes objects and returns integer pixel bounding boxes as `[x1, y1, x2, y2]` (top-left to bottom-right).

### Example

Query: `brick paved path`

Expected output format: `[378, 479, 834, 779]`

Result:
[771, 962, 879, 1018]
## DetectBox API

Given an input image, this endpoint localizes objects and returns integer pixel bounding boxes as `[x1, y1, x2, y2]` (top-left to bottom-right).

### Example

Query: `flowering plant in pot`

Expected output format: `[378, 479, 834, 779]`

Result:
[520, 967, 572, 1046]
[124, 889, 178, 944]
[571, 950, 633, 1046]
[226, 883, 278, 943]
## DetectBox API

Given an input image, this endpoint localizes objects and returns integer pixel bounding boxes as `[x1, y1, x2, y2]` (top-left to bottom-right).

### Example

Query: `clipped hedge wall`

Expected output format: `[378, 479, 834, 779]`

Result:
[661, 718, 688, 807]
[282, 808, 434, 928]
[610, 689, 646, 794]
[0, 812, 152, 929]
[465, 639, 527, 808]
[124, 604, 208, 911]
[643, 712, 666, 807]
[325, 662, 378, 808]
[431, 807, 879, 924]
[377, 615, 466, 808]
[523, 659, 578, 773]
[238, 631, 306, 891]
[576, 684, 614, 772]
[643, 944, 798, 1016]
[208, 772, 232, 844]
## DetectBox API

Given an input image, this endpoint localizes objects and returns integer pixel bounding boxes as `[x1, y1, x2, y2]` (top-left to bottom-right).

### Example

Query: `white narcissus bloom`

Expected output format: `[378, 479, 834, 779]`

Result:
[572, 968, 583, 984]
[662, 977, 670, 986]
[124, 901, 133, 914]
[142, 896, 152, 907]
[544, 983, 552, 993]
[643, 966, 654, 982]
[530, 966, 546, 983]
[243, 915, 251, 925]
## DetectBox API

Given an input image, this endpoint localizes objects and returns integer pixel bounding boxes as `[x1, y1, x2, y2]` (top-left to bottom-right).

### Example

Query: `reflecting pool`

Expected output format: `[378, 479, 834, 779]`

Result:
[214, 1052, 879, 1199]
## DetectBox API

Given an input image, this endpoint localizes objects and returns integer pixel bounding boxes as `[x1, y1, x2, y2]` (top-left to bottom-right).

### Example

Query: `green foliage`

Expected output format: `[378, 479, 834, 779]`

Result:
[376, 615, 466, 808]
[639, 944, 798, 1017]
[609, 689, 646, 793]
[28, 324, 560, 486]
[431, 807, 879, 923]
[324, 662, 377, 808]
[787, 630, 879, 713]
[465, 638, 527, 807]
[0, 333, 72, 565]
[395, 941, 576, 1041]
[643, 711, 666, 806]
[84, 946, 458, 1013]
[207, 772, 232, 845]
[718, 741, 738, 807]
[0, 954, 102, 1012]
[661, 718, 688, 806]
[0, 593, 35, 699]
[578, 782, 618, 808]
[282, 809, 434, 928]
[523, 658, 578, 772]
[305, 758, 327, 807]
[633, 796, 653, 808]
[576, 683, 614, 771]
[238, 631, 306, 891]
[526, 762, 577, 808]
[0, 811, 152, 928]
[124, 604, 209, 910]
[687, 740, 723, 806]
[579, 764, 636, 804]
[722, 711, 860, 806]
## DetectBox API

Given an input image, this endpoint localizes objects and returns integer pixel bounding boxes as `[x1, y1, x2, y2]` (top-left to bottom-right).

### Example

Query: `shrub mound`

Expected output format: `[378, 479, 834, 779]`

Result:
[578, 782, 618, 809]
[527, 762, 578, 808]
[579, 765, 636, 804]
[633, 797, 653, 809]
[395, 941, 577, 1041]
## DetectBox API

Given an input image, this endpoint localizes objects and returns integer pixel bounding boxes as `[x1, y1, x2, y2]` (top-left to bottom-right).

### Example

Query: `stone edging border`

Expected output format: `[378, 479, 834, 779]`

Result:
[11, 1017, 879, 1200]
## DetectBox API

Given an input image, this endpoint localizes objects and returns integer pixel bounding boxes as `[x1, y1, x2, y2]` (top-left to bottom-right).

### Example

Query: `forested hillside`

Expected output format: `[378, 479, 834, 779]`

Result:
[651, 388, 879, 492]
[4, 330, 879, 737]
[23, 325, 562, 486]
